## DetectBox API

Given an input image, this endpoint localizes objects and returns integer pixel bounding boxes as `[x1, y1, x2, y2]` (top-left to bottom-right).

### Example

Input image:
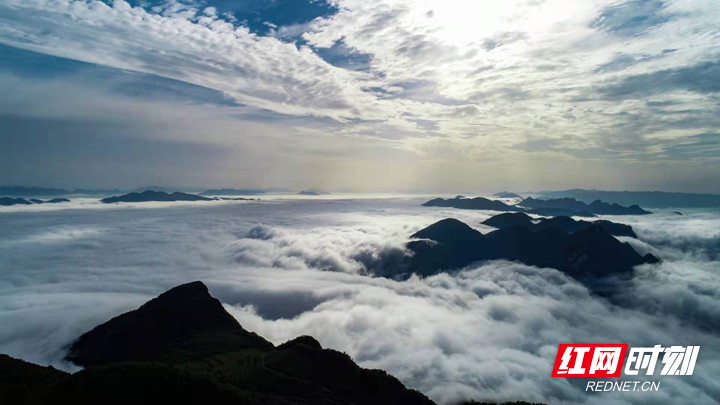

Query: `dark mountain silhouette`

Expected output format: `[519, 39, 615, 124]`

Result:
[493, 192, 522, 198]
[47, 198, 71, 203]
[214, 197, 255, 201]
[2, 281, 542, 405]
[540, 189, 720, 208]
[519, 197, 587, 212]
[70, 189, 124, 195]
[520, 197, 650, 215]
[408, 219, 487, 274]
[101, 191, 212, 204]
[0, 355, 69, 404]
[298, 189, 329, 196]
[524, 207, 595, 217]
[201, 188, 267, 196]
[66, 282, 272, 367]
[481, 213, 535, 228]
[482, 213, 637, 238]
[0, 197, 33, 206]
[421, 196, 647, 216]
[413, 218, 486, 243]
[587, 200, 650, 215]
[28, 198, 71, 204]
[129, 186, 192, 193]
[423, 197, 523, 212]
[406, 219, 658, 289]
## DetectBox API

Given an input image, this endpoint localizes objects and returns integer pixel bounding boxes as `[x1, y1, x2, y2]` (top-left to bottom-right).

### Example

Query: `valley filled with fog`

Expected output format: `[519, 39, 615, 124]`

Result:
[1, 196, 719, 405]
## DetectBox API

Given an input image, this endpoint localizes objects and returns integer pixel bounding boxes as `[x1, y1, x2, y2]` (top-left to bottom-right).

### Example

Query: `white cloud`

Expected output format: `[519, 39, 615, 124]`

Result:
[1, 0, 720, 190]
[0, 0, 372, 118]
[0, 198, 719, 404]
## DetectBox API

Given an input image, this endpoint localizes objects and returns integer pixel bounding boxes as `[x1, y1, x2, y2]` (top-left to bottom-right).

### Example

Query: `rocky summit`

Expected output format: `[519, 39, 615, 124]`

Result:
[3, 281, 440, 405]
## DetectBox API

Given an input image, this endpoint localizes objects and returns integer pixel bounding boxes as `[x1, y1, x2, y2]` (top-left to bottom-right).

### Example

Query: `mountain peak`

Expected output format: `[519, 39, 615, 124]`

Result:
[143, 280, 209, 304]
[52, 282, 438, 405]
[411, 218, 484, 244]
[405, 218, 659, 292]
[279, 335, 323, 350]
[101, 191, 212, 204]
[422, 197, 523, 212]
[66, 281, 272, 367]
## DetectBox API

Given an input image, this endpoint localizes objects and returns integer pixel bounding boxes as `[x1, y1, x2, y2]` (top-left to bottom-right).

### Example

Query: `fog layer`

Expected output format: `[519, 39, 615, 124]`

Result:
[0, 198, 718, 404]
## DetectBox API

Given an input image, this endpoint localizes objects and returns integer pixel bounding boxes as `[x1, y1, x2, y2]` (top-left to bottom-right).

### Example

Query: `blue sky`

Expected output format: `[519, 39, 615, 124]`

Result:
[0, 0, 719, 192]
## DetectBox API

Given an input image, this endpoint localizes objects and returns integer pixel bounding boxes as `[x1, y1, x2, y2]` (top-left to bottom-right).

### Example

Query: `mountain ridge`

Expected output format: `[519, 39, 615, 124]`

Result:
[423, 197, 524, 212]
[481, 213, 638, 237]
[101, 191, 213, 204]
[2, 281, 449, 405]
[520, 197, 651, 215]
[422, 196, 650, 216]
[405, 218, 659, 292]
[540, 189, 720, 208]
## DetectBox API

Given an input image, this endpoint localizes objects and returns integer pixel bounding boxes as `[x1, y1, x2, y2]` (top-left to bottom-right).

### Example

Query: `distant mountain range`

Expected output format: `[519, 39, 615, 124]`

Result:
[29, 198, 70, 204]
[200, 188, 292, 196]
[0, 186, 327, 205]
[100, 191, 252, 204]
[481, 212, 637, 237]
[0, 197, 33, 206]
[70, 188, 125, 195]
[4, 281, 530, 405]
[5, 186, 719, 208]
[0, 186, 121, 196]
[298, 189, 330, 196]
[539, 189, 720, 208]
[0, 197, 71, 206]
[423, 196, 650, 216]
[493, 191, 522, 198]
[524, 207, 596, 218]
[101, 191, 212, 204]
[0, 186, 291, 198]
[1, 190, 259, 205]
[423, 197, 524, 212]
[519, 197, 651, 215]
[129, 186, 195, 194]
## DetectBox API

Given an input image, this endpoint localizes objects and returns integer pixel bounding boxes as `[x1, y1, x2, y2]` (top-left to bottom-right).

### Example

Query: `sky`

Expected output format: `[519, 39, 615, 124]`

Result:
[0, 0, 719, 192]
